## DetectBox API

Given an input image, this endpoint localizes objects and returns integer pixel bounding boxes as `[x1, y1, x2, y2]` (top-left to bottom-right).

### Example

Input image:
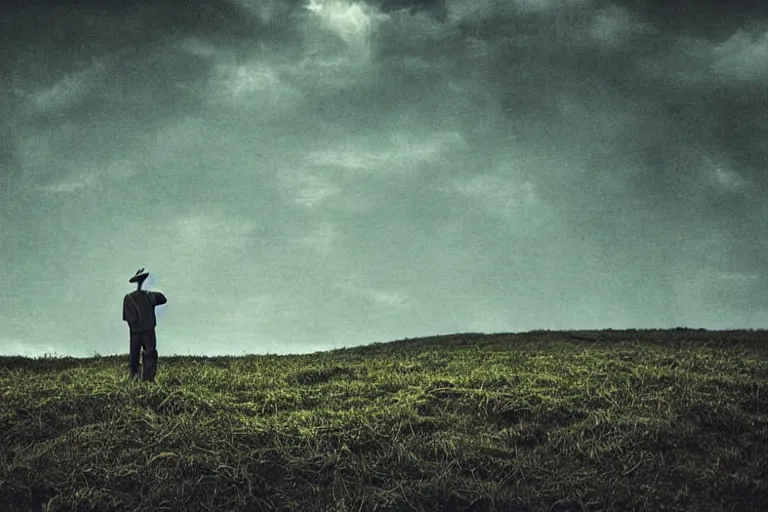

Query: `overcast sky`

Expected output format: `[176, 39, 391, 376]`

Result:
[1, 0, 767, 357]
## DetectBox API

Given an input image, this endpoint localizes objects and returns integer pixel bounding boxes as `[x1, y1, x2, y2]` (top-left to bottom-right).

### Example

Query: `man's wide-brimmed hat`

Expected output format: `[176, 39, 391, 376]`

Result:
[129, 268, 149, 283]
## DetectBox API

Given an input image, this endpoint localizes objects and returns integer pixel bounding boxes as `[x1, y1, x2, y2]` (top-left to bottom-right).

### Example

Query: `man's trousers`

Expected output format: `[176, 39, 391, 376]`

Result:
[129, 329, 158, 383]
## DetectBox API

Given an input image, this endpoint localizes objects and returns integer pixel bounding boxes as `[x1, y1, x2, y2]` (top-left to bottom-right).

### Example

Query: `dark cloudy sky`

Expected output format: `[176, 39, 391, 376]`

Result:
[1, 0, 767, 357]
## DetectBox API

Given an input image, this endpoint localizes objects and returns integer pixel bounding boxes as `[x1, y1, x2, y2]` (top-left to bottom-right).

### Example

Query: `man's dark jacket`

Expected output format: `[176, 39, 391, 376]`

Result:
[123, 290, 167, 333]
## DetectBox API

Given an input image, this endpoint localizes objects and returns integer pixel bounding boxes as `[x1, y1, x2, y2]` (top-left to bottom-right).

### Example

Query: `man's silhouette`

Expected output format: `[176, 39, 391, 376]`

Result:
[123, 268, 167, 382]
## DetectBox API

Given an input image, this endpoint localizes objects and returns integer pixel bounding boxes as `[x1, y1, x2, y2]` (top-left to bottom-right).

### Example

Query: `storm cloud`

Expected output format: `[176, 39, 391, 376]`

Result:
[1, 0, 767, 357]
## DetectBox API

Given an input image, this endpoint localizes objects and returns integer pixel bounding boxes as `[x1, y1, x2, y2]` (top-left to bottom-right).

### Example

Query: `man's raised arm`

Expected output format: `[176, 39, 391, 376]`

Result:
[153, 292, 167, 306]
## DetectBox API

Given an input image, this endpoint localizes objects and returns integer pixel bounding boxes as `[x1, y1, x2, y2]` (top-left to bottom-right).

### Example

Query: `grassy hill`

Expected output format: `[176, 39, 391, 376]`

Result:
[1, 329, 766, 511]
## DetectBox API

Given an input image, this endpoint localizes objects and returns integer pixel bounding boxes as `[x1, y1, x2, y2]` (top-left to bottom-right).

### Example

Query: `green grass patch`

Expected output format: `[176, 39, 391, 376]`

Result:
[1, 329, 767, 511]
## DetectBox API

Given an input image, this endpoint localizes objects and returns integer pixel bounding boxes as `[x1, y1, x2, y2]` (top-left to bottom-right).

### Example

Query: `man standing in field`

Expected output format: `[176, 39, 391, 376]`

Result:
[123, 268, 167, 383]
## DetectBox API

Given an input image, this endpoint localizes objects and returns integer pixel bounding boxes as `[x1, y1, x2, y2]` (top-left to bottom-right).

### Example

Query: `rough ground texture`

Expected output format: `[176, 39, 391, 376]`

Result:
[1, 329, 766, 511]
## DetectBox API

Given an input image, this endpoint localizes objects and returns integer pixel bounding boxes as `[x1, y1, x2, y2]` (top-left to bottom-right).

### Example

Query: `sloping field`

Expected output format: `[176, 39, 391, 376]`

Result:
[1, 329, 766, 511]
